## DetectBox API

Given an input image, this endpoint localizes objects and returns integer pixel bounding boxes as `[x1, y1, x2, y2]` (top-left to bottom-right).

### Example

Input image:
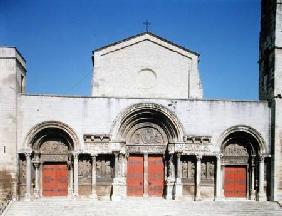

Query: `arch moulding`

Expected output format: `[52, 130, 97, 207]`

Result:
[217, 125, 267, 155]
[110, 103, 185, 143]
[23, 121, 80, 151]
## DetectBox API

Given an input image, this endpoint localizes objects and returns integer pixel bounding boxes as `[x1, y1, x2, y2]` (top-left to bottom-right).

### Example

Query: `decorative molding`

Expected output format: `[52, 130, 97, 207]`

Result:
[183, 136, 211, 144]
[83, 134, 110, 143]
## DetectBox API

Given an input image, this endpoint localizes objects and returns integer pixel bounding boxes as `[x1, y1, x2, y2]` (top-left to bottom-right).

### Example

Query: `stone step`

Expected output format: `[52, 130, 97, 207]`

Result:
[3, 199, 282, 216]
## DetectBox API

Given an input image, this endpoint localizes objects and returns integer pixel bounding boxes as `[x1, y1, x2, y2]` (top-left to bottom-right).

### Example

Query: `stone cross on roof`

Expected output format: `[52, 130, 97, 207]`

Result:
[143, 20, 151, 32]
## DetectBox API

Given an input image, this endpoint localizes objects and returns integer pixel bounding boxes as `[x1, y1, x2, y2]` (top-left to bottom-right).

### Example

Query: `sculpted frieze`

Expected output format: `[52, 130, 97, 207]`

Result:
[181, 143, 217, 155]
[126, 145, 166, 154]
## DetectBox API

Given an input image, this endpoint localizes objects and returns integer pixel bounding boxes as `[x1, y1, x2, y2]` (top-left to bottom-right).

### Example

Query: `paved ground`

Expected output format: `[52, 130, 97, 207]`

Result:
[3, 198, 282, 216]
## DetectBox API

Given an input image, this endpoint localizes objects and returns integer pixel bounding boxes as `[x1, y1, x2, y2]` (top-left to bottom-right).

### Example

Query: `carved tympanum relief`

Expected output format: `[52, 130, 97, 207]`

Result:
[40, 140, 68, 154]
[129, 127, 163, 145]
[224, 144, 248, 157]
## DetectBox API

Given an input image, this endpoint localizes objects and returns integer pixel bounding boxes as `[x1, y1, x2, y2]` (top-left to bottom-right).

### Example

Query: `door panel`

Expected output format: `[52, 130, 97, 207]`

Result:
[42, 164, 68, 196]
[148, 156, 164, 196]
[127, 156, 144, 196]
[224, 166, 246, 198]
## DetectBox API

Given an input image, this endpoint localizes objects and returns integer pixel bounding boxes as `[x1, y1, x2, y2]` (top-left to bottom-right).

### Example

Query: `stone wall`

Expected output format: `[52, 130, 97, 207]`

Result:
[17, 95, 270, 154]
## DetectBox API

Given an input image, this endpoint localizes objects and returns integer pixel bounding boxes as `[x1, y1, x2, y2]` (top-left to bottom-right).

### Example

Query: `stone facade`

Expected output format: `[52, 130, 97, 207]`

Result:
[0, 0, 281, 204]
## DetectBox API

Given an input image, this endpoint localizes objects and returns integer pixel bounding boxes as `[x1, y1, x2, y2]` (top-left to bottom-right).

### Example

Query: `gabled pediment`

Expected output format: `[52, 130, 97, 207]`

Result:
[93, 32, 199, 58]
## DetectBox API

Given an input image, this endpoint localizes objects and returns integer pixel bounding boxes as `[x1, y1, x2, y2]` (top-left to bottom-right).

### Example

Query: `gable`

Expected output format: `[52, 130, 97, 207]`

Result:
[94, 32, 199, 59]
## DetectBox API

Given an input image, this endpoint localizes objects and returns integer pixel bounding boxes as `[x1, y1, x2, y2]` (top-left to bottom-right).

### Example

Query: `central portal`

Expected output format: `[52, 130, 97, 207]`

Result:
[127, 155, 164, 197]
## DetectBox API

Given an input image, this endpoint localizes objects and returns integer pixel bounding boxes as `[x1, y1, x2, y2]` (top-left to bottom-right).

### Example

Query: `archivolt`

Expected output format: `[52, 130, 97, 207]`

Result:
[110, 103, 184, 143]
[218, 125, 267, 155]
[23, 121, 80, 151]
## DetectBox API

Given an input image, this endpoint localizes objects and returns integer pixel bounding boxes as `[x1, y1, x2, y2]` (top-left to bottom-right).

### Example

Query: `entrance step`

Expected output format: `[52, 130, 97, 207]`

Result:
[3, 199, 282, 216]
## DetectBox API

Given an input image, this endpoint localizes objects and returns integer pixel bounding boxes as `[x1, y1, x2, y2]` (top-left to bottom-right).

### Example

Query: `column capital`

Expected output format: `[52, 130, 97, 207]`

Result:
[24, 152, 32, 159]
[73, 152, 80, 159]
[91, 153, 98, 158]
[216, 153, 223, 160]
[196, 154, 202, 161]
[33, 162, 40, 168]
[259, 154, 265, 162]
[113, 151, 120, 156]
[176, 152, 182, 158]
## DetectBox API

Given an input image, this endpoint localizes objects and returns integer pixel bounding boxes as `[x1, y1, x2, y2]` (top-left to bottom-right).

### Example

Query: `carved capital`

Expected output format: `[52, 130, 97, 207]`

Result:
[176, 152, 181, 158]
[259, 154, 265, 162]
[33, 163, 40, 169]
[73, 152, 79, 159]
[113, 151, 120, 157]
[24, 152, 32, 159]
[91, 153, 98, 158]
[196, 154, 202, 161]
[216, 153, 223, 160]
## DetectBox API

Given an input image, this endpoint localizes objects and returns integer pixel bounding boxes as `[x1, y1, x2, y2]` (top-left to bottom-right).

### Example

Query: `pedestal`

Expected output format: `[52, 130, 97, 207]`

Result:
[165, 177, 175, 200]
[111, 177, 126, 201]
[174, 177, 183, 200]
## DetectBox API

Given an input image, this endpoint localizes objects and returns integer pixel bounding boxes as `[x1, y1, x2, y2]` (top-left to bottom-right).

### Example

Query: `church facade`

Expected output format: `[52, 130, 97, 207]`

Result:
[0, 0, 282, 203]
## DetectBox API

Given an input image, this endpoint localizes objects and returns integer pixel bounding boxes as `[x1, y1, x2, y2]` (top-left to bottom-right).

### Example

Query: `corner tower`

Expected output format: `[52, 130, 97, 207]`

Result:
[0, 47, 26, 199]
[259, 0, 282, 201]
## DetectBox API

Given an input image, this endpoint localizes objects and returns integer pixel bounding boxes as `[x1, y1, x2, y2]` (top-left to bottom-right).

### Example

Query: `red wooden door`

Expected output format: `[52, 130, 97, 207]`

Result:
[148, 156, 164, 196]
[224, 166, 247, 197]
[127, 156, 144, 196]
[42, 164, 68, 196]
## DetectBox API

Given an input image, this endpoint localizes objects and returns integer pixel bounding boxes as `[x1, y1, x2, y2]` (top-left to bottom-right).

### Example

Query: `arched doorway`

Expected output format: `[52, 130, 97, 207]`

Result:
[220, 128, 266, 200]
[20, 121, 78, 199]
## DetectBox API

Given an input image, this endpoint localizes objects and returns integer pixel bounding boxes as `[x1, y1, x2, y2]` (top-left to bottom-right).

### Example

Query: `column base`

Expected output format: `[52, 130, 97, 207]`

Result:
[258, 193, 267, 201]
[68, 187, 73, 198]
[34, 189, 40, 199]
[111, 177, 126, 201]
[24, 193, 31, 201]
[174, 178, 182, 200]
[165, 178, 175, 200]
[90, 191, 98, 200]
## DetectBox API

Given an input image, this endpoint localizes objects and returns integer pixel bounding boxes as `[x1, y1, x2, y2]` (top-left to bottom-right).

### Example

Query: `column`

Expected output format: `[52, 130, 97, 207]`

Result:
[165, 153, 175, 200]
[258, 155, 266, 201]
[34, 162, 40, 198]
[175, 152, 183, 200]
[196, 154, 202, 201]
[73, 152, 79, 197]
[25, 153, 32, 200]
[251, 156, 256, 200]
[112, 151, 121, 200]
[91, 154, 97, 199]
[215, 154, 221, 200]
[68, 161, 73, 197]
[143, 153, 149, 197]
[114, 152, 119, 178]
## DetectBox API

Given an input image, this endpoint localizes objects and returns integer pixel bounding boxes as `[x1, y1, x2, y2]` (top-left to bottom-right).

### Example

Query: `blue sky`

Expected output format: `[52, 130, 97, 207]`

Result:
[0, 0, 260, 100]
